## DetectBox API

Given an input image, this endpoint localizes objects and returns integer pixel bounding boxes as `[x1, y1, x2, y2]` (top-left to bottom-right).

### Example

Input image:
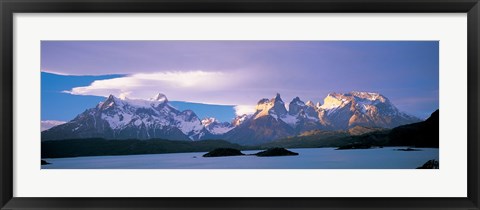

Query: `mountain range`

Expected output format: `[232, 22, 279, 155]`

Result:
[42, 91, 422, 145]
[262, 109, 439, 149]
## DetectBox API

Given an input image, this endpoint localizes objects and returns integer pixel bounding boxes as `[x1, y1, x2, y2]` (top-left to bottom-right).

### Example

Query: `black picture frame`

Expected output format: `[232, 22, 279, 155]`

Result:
[1, 0, 479, 209]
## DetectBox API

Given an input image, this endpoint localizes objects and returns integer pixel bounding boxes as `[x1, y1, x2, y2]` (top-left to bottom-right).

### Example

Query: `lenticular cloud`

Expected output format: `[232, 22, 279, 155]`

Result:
[64, 70, 254, 106]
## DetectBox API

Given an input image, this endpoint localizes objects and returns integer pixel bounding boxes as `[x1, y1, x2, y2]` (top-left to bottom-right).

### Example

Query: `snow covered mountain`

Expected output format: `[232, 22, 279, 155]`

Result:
[231, 114, 249, 127]
[42, 93, 210, 141]
[201, 117, 234, 135]
[318, 91, 420, 129]
[42, 91, 421, 144]
[222, 92, 421, 145]
[223, 94, 295, 145]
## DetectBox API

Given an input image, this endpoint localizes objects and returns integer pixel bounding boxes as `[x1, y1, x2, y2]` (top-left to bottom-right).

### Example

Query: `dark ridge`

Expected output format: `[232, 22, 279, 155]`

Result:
[389, 109, 439, 148]
[42, 138, 245, 158]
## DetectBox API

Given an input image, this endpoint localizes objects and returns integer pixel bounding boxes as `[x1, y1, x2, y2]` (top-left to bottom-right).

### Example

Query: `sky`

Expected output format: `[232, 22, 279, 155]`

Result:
[41, 41, 439, 122]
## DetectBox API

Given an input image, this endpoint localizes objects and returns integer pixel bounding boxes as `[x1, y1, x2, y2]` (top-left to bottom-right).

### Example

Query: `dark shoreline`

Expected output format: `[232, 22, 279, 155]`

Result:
[42, 140, 438, 159]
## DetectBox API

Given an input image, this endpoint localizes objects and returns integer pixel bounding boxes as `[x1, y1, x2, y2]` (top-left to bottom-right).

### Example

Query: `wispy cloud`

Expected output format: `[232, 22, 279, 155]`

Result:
[41, 69, 74, 76]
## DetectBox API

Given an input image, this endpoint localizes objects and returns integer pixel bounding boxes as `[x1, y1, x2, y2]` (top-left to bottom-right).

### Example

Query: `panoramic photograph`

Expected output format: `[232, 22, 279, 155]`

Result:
[40, 41, 439, 169]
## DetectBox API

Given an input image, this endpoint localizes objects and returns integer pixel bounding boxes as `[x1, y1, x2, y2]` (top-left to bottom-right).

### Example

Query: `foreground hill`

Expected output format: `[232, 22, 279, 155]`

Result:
[388, 109, 439, 147]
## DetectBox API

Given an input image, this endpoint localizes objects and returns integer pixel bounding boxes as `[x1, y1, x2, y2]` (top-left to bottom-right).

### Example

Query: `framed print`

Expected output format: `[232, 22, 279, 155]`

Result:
[1, 0, 479, 209]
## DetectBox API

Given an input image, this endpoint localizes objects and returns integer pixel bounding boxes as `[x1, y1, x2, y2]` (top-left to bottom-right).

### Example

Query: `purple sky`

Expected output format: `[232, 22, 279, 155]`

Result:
[41, 41, 439, 118]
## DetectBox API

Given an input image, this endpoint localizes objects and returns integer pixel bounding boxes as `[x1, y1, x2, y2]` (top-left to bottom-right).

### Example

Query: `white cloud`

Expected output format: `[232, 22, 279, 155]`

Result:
[64, 70, 255, 105]
[234, 105, 256, 116]
[66, 71, 228, 97]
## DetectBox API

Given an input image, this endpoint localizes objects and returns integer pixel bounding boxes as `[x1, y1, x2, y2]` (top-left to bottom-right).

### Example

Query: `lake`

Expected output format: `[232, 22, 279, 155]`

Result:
[42, 147, 439, 169]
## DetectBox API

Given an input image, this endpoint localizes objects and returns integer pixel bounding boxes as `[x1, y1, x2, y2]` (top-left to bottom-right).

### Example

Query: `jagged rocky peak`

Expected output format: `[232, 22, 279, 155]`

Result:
[201, 117, 217, 126]
[256, 98, 271, 110]
[316, 91, 420, 129]
[289, 97, 306, 115]
[274, 93, 283, 102]
[149, 93, 168, 103]
[232, 114, 249, 126]
[179, 109, 199, 121]
[349, 91, 386, 102]
[98, 93, 171, 111]
[254, 93, 288, 118]
[201, 117, 234, 135]
[291, 97, 305, 105]
[304, 100, 322, 110]
[320, 91, 386, 110]
[271, 93, 287, 116]
[255, 93, 284, 110]
[321, 93, 347, 109]
[305, 100, 314, 107]
[98, 94, 119, 110]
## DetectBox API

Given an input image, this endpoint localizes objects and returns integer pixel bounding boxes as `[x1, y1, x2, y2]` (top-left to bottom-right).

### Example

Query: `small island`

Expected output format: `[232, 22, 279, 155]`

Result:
[203, 148, 245, 157]
[41, 160, 51, 165]
[203, 147, 299, 157]
[255, 148, 298, 157]
[336, 144, 372, 150]
[395, 148, 422, 151]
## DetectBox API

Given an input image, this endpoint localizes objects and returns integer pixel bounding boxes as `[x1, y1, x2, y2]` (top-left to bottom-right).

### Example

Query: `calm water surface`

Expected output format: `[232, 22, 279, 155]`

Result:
[42, 147, 439, 169]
